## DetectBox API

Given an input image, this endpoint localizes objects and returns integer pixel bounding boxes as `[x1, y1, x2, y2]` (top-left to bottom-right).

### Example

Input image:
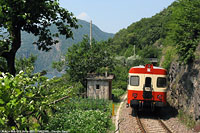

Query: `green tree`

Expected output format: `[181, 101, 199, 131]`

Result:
[0, 0, 78, 75]
[63, 36, 114, 88]
[168, 0, 200, 63]
[15, 55, 37, 74]
[138, 45, 161, 59]
[111, 65, 128, 90]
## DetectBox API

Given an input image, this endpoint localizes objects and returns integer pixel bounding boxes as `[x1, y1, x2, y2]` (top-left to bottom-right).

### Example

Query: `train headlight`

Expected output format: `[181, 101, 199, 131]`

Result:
[132, 93, 137, 98]
[157, 95, 162, 100]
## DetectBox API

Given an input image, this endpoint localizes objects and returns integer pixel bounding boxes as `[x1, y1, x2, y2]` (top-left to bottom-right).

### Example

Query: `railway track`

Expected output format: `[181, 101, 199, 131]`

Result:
[134, 110, 172, 133]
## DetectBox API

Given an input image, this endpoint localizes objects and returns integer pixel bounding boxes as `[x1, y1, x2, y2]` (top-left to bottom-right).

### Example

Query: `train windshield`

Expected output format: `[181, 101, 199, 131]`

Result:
[130, 76, 139, 86]
[145, 77, 152, 87]
[157, 77, 167, 88]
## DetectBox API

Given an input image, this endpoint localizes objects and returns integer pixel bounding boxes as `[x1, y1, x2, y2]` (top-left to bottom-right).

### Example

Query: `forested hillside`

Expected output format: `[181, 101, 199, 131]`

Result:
[109, 0, 199, 70]
[17, 19, 114, 74]
[108, 3, 173, 60]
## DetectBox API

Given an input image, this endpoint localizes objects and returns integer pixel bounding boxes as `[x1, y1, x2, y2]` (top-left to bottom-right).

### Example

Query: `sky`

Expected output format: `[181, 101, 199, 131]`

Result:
[59, 0, 176, 34]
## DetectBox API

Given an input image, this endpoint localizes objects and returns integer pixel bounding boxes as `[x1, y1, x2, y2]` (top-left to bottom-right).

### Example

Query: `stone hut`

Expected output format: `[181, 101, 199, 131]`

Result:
[86, 74, 114, 100]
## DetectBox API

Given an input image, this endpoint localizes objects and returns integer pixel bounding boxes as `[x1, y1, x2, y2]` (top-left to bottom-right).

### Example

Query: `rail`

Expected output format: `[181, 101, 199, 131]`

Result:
[134, 109, 172, 133]
[158, 118, 173, 133]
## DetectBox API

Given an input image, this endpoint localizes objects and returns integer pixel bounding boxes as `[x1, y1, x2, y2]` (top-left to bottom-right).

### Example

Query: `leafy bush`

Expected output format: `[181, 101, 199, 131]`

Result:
[68, 98, 110, 111]
[46, 98, 112, 132]
[112, 89, 125, 98]
[111, 65, 128, 90]
[0, 71, 49, 130]
[161, 46, 177, 70]
[0, 71, 78, 130]
[46, 110, 110, 133]
[112, 89, 125, 102]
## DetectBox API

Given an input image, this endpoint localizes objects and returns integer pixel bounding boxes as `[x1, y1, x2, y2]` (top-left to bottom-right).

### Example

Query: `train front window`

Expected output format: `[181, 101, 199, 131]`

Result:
[145, 77, 152, 87]
[130, 76, 139, 86]
[157, 77, 167, 88]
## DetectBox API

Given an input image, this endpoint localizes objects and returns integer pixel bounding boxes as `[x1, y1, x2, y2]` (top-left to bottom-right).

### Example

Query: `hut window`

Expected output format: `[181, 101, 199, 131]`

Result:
[96, 84, 100, 89]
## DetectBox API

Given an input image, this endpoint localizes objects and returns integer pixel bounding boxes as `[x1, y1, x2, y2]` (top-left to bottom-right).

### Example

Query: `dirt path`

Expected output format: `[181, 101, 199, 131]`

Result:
[114, 93, 127, 133]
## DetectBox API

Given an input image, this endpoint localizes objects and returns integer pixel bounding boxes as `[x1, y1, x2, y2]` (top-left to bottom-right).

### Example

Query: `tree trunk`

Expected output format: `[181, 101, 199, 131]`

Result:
[2, 27, 21, 76]
[5, 52, 16, 76]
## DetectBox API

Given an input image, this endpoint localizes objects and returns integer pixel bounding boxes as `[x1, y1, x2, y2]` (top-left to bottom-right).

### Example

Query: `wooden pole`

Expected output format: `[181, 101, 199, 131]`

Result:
[90, 20, 92, 47]
[112, 104, 115, 116]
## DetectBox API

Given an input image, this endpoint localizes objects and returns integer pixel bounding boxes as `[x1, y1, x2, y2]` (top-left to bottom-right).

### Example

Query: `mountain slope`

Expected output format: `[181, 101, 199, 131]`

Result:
[109, 3, 174, 57]
[17, 19, 114, 73]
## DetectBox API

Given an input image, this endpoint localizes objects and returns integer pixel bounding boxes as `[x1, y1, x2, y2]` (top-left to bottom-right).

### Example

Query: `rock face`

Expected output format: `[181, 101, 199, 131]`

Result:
[168, 50, 200, 121]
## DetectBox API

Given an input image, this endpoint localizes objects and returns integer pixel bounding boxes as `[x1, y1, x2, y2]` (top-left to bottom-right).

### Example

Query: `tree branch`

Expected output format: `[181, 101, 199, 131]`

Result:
[48, 95, 70, 105]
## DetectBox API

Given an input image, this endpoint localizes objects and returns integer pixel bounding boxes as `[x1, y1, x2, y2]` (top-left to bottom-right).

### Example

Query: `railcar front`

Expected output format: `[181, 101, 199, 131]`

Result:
[127, 64, 167, 111]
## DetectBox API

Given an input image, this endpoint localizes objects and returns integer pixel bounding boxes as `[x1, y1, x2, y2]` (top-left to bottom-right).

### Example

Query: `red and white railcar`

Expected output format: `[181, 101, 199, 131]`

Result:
[127, 64, 167, 110]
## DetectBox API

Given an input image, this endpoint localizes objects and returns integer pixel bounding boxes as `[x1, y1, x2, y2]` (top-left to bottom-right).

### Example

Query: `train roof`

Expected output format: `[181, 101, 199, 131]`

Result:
[129, 64, 167, 75]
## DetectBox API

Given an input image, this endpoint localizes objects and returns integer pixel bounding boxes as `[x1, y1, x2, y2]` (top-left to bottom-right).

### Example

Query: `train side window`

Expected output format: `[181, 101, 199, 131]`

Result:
[130, 76, 139, 86]
[157, 77, 167, 88]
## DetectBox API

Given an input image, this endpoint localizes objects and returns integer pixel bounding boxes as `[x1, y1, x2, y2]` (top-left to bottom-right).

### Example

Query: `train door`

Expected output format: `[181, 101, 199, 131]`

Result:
[143, 76, 153, 99]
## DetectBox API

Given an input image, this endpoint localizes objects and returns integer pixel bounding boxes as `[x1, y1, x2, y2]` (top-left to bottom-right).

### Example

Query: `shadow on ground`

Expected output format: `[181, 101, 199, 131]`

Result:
[130, 102, 178, 120]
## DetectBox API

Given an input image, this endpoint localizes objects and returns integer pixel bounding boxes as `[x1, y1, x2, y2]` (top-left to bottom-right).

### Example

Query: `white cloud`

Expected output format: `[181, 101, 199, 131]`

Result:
[76, 12, 91, 22]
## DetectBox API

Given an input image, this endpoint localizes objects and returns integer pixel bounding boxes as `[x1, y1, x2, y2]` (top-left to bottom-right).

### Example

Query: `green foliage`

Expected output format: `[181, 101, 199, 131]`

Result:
[111, 65, 128, 90]
[110, 6, 172, 56]
[58, 98, 111, 113]
[138, 45, 161, 59]
[124, 45, 139, 58]
[112, 89, 125, 98]
[0, 30, 10, 56]
[0, 71, 48, 130]
[0, 57, 7, 72]
[15, 55, 37, 74]
[161, 46, 177, 70]
[46, 98, 112, 132]
[0, 71, 78, 130]
[0, 0, 78, 51]
[112, 29, 137, 54]
[110, 0, 200, 67]
[47, 74, 82, 101]
[0, 0, 78, 75]
[52, 60, 65, 72]
[65, 36, 114, 87]
[0, 55, 37, 74]
[112, 89, 125, 102]
[168, 0, 200, 63]
[46, 110, 110, 133]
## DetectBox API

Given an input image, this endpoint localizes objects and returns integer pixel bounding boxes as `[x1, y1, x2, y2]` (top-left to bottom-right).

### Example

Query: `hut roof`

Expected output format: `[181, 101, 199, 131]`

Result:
[86, 74, 114, 81]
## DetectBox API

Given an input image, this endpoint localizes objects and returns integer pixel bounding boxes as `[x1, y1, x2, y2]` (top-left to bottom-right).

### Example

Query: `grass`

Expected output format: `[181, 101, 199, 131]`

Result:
[112, 89, 125, 103]
[178, 109, 196, 129]
[110, 89, 126, 132]
[112, 89, 126, 116]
